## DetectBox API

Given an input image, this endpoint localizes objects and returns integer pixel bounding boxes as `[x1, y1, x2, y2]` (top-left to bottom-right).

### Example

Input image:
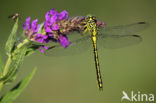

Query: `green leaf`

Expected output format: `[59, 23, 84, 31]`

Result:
[0, 46, 27, 84]
[0, 67, 37, 103]
[0, 53, 4, 76]
[25, 45, 40, 56]
[5, 18, 19, 55]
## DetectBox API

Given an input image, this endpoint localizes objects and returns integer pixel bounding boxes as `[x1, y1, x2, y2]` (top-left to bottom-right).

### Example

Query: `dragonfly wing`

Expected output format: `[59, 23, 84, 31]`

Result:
[45, 32, 91, 56]
[100, 22, 149, 35]
[45, 22, 148, 55]
[97, 22, 148, 49]
[97, 34, 142, 49]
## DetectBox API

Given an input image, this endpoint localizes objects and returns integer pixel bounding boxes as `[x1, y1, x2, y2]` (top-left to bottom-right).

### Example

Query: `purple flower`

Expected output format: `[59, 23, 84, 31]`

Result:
[44, 8, 68, 32]
[58, 35, 71, 48]
[23, 17, 40, 34]
[23, 8, 71, 53]
[23, 17, 54, 44]
[43, 8, 70, 48]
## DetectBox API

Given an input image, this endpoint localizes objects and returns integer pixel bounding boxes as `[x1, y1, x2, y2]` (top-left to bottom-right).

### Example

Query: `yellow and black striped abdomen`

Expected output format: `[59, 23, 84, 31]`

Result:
[91, 36, 103, 90]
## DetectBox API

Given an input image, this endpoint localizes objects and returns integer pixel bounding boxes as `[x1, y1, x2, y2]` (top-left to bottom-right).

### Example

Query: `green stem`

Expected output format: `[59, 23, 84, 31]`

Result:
[3, 39, 30, 76]
[0, 82, 3, 91]
[0, 39, 30, 92]
[1, 38, 30, 80]
[17, 39, 29, 49]
[0, 56, 12, 92]
[2, 56, 12, 77]
[12, 39, 30, 56]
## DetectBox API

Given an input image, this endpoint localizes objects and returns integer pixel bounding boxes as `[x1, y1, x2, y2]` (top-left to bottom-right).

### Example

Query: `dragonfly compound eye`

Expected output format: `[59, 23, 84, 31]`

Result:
[92, 16, 96, 20]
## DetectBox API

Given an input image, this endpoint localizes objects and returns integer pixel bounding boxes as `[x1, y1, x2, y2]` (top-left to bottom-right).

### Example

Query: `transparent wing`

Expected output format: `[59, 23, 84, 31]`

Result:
[100, 22, 149, 35]
[45, 22, 148, 56]
[44, 32, 91, 56]
[97, 22, 149, 49]
[97, 34, 142, 49]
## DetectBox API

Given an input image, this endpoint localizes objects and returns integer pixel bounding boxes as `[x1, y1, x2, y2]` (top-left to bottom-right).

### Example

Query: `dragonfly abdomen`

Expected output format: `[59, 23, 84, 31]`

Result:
[91, 36, 103, 90]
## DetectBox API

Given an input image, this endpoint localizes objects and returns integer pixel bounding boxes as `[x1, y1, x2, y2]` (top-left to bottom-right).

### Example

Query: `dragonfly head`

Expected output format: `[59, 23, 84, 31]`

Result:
[85, 14, 97, 22]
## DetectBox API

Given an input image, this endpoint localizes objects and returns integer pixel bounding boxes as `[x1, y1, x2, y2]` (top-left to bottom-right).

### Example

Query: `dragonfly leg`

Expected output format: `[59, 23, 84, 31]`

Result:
[83, 27, 88, 35]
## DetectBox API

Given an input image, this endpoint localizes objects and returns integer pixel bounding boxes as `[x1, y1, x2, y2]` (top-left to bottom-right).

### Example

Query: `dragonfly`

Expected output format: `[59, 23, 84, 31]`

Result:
[82, 15, 103, 90]
[45, 15, 149, 91]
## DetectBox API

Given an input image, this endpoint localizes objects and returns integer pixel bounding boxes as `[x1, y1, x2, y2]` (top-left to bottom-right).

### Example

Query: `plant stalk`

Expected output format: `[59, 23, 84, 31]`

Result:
[0, 39, 30, 91]
[2, 56, 12, 77]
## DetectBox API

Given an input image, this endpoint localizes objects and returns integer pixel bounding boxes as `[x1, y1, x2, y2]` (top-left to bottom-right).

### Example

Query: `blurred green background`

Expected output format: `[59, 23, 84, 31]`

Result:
[0, 0, 156, 103]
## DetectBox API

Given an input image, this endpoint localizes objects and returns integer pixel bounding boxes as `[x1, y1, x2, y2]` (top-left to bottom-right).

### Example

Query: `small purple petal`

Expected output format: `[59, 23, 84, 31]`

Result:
[44, 22, 48, 27]
[52, 24, 59, 30]
[48, 34, 53, 37]
[45, 12, 50, 21]
[58, 10, 68, 20]
[58, 35, 71, 48]
[35, 34, 50, 43]
[50, 15, 57, 25]
[25, 17, 31, 30]
[43, 35, 48, 39]
[49, 8, 58, 15]
[34, 24, 40, 33]
[26, 16, 31, 22]
[39, 46, 45, 53]
[31, 19, 38, 31]
[23, 23, 27, 30]
[45, 27, 52, 32]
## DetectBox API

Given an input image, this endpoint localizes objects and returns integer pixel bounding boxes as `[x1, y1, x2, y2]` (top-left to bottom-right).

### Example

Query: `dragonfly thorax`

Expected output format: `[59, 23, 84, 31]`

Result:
[84, 15, 98, 36]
